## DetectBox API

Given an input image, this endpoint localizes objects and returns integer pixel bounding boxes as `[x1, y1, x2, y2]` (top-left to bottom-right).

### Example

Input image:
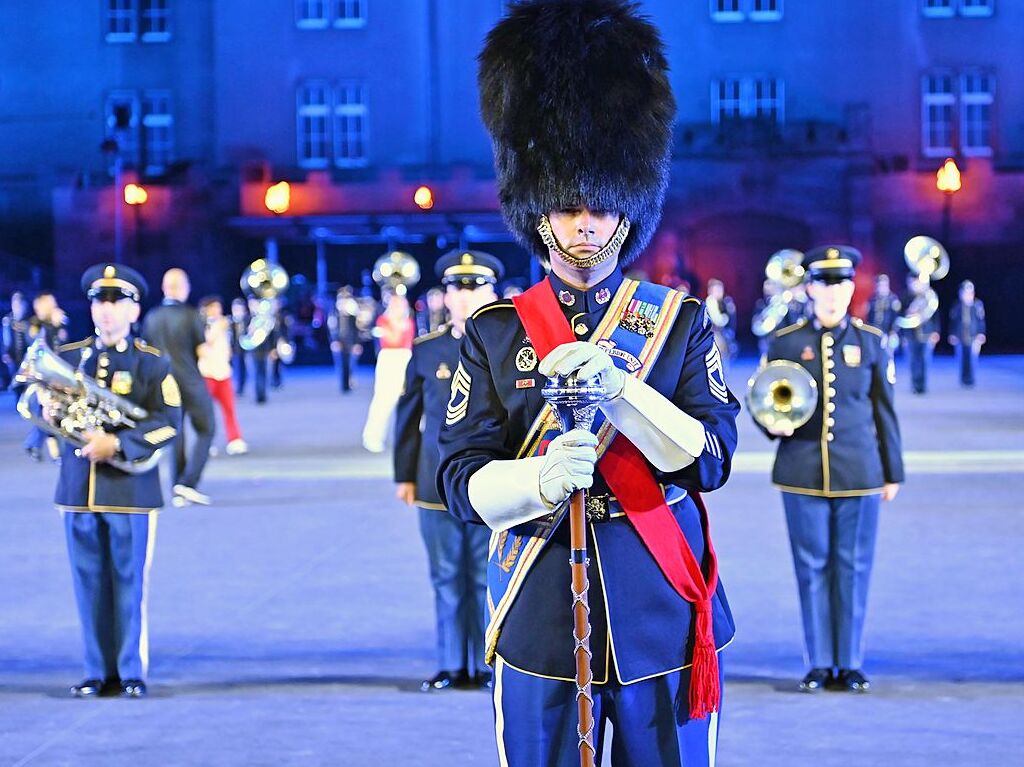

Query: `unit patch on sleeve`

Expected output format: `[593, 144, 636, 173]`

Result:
[705, 343, 730, 404]
[445, 362, 472, 426]
[161, 374, 181, 407]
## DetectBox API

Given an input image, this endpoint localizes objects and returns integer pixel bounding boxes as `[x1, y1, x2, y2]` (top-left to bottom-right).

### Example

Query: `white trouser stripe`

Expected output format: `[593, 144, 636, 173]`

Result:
[707, 710, 719, 767]
[494, 657, 509, 767]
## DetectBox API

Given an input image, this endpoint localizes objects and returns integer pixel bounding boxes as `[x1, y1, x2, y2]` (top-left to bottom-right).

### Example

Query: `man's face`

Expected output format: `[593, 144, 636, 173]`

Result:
[11, 294, 26, 317]
[205, 301, 224, 320]
[91, 297, 139, 340]
[426, 289, 445, 312]
[33, 294, 56, 320]
[231, 300, 247, 319]
[546, 207, 621, 266]
[808, 279, 855, 325]
[876, 276, 889, 295]
[708, 281, 723, 300]
[961, 284, 975, 302]
[444, 284, 496, 325]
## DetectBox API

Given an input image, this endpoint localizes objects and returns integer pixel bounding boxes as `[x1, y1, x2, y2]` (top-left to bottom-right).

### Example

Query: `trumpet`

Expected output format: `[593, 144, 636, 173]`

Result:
[896, 236, 948, 330]
[746, 360, 818, 433]
[15, 339, 164, 474]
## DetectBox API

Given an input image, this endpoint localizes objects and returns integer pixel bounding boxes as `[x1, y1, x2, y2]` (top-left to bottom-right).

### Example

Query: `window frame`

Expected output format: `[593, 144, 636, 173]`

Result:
[333, 0, 368, 29]
[140, 0, 172, 42]
[921, 72, 957, 158]
[104, 0, 138, 43]
[959, 0, 995, 17]
[711, 75, 784, 124]
[296, 0, 330, 29]
[749, 0, 783, 22]
[141, 90, 174, 175]
[710, 0, 744, 23]
[296, 81, 333, 170]
[104, 91, 141, 168]
[960, 71, 994, 157]
[333, 81, 369, 167]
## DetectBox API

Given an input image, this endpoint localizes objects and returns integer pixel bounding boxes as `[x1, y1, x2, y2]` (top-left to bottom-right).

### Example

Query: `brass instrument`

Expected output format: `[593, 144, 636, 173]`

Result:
[15, 339, 164, 474]
[746, 360, 818, 433]
[239, 259, 289, 352]
[752, 249, 806, 337]
[372, 251, 420, 296]
[896, 236, 948, 330]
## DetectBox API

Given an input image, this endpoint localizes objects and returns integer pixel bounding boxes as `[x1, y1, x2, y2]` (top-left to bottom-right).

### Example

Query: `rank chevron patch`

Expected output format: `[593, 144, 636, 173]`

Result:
[445, 362, 472, 426]
[705, 344, 729, 404]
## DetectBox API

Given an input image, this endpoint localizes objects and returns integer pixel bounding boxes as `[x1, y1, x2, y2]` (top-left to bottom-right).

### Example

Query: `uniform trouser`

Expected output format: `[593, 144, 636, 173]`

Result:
[22, 392, 45, 451]
[782, 492, 881, 670]
[204, 376, 243, 443]
[175, 375, 216, 489]
[361, 348, 411, 450]
[333, 347, 352, 392]
[907, 340, 931, 393]
[957, 342, 978, 386]
[253, 353, 269, 403]
[418, 507, 488, 675]
[271, 355, 283, 388]
[232, 351, 247, 394]
[64, 511, 157, 681]
[493, 657, 723, 767]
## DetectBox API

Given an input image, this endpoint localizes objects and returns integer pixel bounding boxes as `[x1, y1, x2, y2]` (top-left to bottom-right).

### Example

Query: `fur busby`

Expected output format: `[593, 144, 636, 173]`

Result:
[478, 0, 676, 265]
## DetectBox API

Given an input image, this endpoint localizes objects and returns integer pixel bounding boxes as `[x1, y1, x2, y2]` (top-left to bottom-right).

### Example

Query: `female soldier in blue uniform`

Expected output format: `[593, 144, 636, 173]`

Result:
[52, 264, 181, 698]
[759, 247, 904, 694]
[438, 2, 739, 763]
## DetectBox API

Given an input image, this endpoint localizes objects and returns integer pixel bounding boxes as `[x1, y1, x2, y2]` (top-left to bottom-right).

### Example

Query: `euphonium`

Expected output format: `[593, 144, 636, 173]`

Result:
[752, 249, 806, 338]
[896, 236, 948, 330]
[15, 338, 164, 474]
[239, 259, 289, 351]
[372, 251, 420, 296]
[746, 360, 818, 433]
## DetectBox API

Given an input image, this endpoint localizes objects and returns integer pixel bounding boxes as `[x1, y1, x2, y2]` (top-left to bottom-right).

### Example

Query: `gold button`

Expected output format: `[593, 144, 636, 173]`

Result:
[827, 417, 835, 427]
[827, 387, 836, 397]
[97, 368, 108, 378]
[574, 323, 589, 335]
[827, 373, 836, 383]
[824, 336, 834, 347]
[826, 433, 835, 442]
[99, 357, 110, 367]
[827, 402, 836, 413]
[825, 360, 834, 370]
[97, 380, 106, 388]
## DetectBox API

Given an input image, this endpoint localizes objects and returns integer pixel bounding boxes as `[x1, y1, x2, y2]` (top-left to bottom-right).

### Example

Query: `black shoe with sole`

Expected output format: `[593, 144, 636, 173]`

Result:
[799, 667, 834, 693]
[420, 670, 469, 692]
[120, 679, 148, 698]
[835, 669, 871, 693]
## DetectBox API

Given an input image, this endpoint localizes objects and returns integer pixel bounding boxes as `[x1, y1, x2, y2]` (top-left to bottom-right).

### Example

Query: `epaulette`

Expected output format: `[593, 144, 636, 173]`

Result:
[470, 301, 516, 321]
[851, 318, 883, 336]
[57, 337, 95, 353]
[774, 318, 809, 337]
[413, 325, 449, 345]
[681, 296, 702, 305]
[134, 338, 162, 355]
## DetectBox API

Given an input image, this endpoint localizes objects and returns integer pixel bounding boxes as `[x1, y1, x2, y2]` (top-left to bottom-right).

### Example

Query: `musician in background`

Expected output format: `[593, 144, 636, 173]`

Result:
[361, 291, 414, 453]
[327, 286, 359, 394]
[23, 291, 67, 461]
[948, 279, 986, 388]
[415, 286, 447, 336]
[198, 296, 248, 456]
[752, 278, 782, 355]
[865, 274, 901, 355]
[246, 295, 280, 405]
[705, 278, 737, 375]
[900, 274, 941, 395]
[757, 246, 903, 694]
[1, 290, 30, 392]
[229, 298, 249, 395]
[269, 299, 293, 390]
[53, 263, 181, 698]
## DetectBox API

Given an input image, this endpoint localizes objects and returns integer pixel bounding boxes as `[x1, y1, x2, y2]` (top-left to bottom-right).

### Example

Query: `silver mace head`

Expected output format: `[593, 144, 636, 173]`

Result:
[541, 372, 611, 434]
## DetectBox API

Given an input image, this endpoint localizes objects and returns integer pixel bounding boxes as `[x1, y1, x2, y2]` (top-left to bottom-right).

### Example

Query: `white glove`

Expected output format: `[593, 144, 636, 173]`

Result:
[539, 342, 625, 398]
[466, 429, 598, 532]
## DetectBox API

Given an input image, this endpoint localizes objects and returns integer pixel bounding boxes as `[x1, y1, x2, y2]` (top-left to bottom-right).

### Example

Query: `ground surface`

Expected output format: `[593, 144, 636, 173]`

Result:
[1, 354, 1021, 766]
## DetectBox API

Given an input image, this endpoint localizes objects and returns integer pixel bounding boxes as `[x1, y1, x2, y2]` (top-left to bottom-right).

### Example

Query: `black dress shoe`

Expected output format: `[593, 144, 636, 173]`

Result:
[473, 671, 494, 690]
[26, 447, 42, 462]
[69, 679, 105, 698]
[835, 669, 871, 693]
[420, 670, 469, 692]
[799, 667, 834, 693]
[120, 679, 147, 698]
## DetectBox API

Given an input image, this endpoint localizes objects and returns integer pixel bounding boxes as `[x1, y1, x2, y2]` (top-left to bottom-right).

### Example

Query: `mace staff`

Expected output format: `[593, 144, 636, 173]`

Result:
[542, 372, 610, 767]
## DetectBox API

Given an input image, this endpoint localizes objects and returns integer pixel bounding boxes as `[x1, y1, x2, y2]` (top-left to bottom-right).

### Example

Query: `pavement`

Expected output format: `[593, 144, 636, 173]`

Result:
[1, 354, 1022, 766]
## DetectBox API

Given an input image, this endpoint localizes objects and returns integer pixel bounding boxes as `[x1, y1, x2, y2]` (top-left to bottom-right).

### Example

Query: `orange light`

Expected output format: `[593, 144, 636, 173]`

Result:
[413, 185, 434, 210]
[936, 158, 962, 194]
[123, 183, 148, 205]
[264, 181, 291, 214]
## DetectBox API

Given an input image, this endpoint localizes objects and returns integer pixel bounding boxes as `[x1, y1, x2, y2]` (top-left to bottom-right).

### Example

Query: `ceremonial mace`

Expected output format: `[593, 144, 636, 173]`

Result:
[542, 372, 611, 767]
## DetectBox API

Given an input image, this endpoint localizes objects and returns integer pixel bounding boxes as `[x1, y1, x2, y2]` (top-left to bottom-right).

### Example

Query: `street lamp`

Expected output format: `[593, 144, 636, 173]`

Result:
[264, 181, 291, 215]
[935, 157, 961, 244]
[124, 183, 148, 206]
[413, 185, 434, 210]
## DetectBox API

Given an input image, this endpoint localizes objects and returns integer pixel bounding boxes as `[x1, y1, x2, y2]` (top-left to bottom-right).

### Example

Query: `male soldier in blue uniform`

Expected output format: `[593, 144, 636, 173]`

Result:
[52, 264, 181, 698]
[901, 274, 941, 394]
[759, 246, 904, 693]
[438, 2, 739, 763]
[865, 274, 901, 354]
[2, 290, 30, 391]
[394, 250, 502, 692]
[948, 279, 986, 388]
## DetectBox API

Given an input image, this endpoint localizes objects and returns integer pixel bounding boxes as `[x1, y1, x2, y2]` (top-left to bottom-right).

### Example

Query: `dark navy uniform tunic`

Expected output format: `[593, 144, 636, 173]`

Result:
[394, 325, 461, 509]
[949, 300, 986, 344]
[55, 336, 181, 511]
[438, 268, 739, 683]
[765, 317, 904, 495]
[866, 292, 901, 337]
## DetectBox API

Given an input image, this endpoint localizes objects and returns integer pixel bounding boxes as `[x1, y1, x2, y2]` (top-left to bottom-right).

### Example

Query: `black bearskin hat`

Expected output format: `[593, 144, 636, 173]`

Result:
[478, 0, 676, 266]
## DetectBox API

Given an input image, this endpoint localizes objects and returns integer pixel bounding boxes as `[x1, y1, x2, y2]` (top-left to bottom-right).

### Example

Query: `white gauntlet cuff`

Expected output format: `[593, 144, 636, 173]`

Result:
[467, 456, 553, 532]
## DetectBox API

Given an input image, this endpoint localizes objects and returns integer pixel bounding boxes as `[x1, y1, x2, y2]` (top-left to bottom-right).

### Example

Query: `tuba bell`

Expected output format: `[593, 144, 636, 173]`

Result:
[752, 250, 806, 338]
[746, 360, 818, 433]
[372, 251, 420, 297]
[896, 236, 948, 330]
[239, 259, 290, 352]
[15, 338, 165, 474]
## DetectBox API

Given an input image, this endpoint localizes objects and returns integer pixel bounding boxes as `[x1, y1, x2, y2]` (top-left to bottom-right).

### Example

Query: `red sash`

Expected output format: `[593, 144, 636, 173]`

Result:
[512, 279, 721, 720]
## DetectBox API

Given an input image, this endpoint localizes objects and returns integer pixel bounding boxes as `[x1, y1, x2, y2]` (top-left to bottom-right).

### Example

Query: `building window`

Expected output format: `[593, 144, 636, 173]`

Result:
[922, 73, 956, 156]
[105, 92, 140, 166]
[711, 77, 783, 123]
[297, 82, 332, 169]
[710, 0, 743, 21]
[750, 0, 783, 20]
[334, 83, 368, 167]
[105, 0, 137, 42]
[711, 0, 781, 21]
[922, 0, 994, 16]
[334, 0, 367, 28]
[140, 0, 171, 41]
[297, 0, 367, 28]
[141, 91, 174, 174]
[961, 72, 993, 156]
